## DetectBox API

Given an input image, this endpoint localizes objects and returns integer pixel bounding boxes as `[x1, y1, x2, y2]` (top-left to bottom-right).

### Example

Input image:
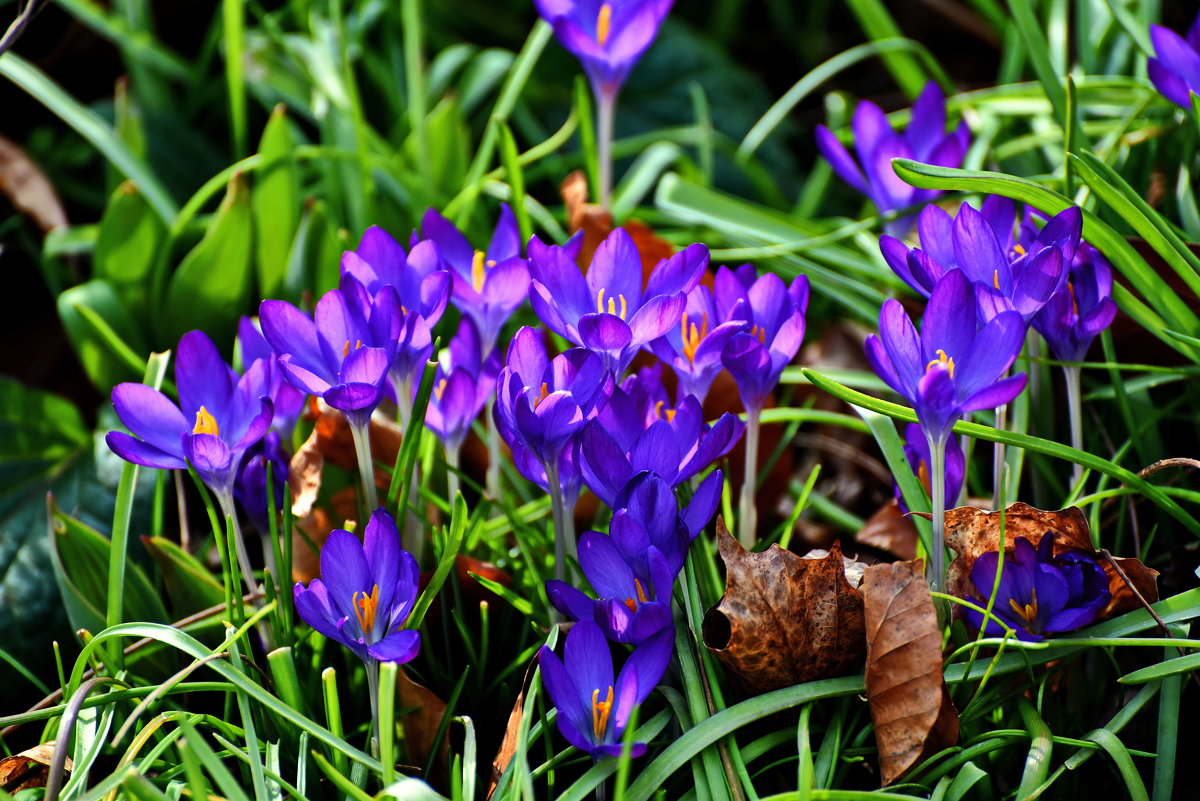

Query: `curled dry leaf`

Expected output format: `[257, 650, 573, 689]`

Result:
[702, 517, 866, 694]
[862, 559, 958, 786]
[856, 500, 919, 561]
[488, 632, 554, 800]
[0, 743, 71, 791]
[944, 503, 1158, 620]
[0, 134, 68, 233]
[396, 668, 449, 781]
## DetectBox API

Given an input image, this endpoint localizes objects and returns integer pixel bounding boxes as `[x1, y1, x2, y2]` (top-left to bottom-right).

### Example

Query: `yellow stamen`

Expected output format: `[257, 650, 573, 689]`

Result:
[749, 325, 766, 343]
[354, 584, 380, 634]
[596, 3, 612, 46]
[471, 250, 487, 292]
[532, 382, 550, 408]
[592, 685, 615, 740]
[925, 348, 955, 378]
[343, 339, 363, 358]
[434, 378, 448, 401]
[1068, 279, 1078, 316]
[993, 270, 1001, 290]
[681, 312, 709, 363]
[596, 288, 628, 319]
[1014, 243, 1026, 256]
[1008, 588, 1038, 625]
[193, 406, 219, 436]
[653, 400, 677, 423]
[623, 578, 650, 613]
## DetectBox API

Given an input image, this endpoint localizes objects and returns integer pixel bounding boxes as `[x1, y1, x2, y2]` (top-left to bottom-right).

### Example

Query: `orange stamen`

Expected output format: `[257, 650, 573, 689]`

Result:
[592, 685, 614, 740]
[193, 406, 219, 436]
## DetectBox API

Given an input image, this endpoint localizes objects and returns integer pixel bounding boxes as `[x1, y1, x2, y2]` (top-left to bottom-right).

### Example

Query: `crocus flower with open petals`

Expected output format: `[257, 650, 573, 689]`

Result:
[534, 0, 675, 100]
[426, 319, 501, 452]
[963, 534, 1110, 642]
[579, 395, 742, 508]
[718, 268, 810, 415]
[259, 289, 398, 429]
[418, 206, 530, 352]
[293, 509, 421, 663]
[107, 330, 274, 495]
[1032, 243, 1118, 363]
[816, 82, 970, 236]
[341, 226, 450, 327]
[1148, 12, 1200, 109]
[864, 270, 1027, 447]
[647, 282, 749, 403]
[898, 423, 965, 512]
[537, 619, 673, 759]
[528, 228, 707, 375]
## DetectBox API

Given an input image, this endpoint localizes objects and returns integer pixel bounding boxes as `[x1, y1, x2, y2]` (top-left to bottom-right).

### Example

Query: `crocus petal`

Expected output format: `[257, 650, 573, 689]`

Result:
[318, 528, 373, 625]
[578, 531, 640, 600]
[875, 299, 923, 396]
[682, 470, 723, 539]
[176, 330, 235, 421]
[586, 228, 643, 311]
[105, 431, 187, 470]
[564, 620, 615, 713]
[183, 433, 233, 482]
[293, 580, 348, 643]
[111, 383, 190, 454]
[1148, 57, 1195, 107]
[960, 373, 1027, 413]
[546, 579, 598, 622]
[536, 645, 594, 753]
[579, 313, 634, 353]
[617, 625, 674, 708]
[642, 243, 708, 301]
[906, 82, 947, 159]
[420, 208, 473, 272]
[1152, 25, 1200, 93]
[367, 629, 421, 663]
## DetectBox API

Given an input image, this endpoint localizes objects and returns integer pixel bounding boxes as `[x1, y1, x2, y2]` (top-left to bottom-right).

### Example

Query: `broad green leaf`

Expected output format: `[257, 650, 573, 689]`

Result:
[252, 105, 301, 302]
[142, 535, 226, 617]
[56, 279, 148, 392]
[404, 97, 469, 206]
[48, 494, 169, 634]
[94, 181, 167, 317]
[161, 174, 254, 346]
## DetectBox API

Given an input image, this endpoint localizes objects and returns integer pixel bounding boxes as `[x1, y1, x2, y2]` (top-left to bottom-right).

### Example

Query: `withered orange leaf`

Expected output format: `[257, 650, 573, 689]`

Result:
[0, 744, 71, 791]
[488, 638, 551, 800]
[944, 503, 1158, 619]
[862, 559, 958, 786]
[560, 170, 676, 274]
[856, 500, 919, 561]
[397, 668, 449, 780]
[702, 517, 866, 694]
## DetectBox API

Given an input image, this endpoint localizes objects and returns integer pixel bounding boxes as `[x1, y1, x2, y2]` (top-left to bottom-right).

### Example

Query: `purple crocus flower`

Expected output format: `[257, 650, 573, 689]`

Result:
[528, 228, 707, 376]
[963, 534, 1110, 642]
[533, 0, 675, 100]
[647, 282, 749, 403]
[293, 509, 421, 663]
[106, 330, 274, 495]
[426, 318, 502, 452]
[234, 431, 290, 534]
[238, 316, 306, 433]
[259, 289, 398, 430]
[340, 226, 450, 327]
[1031, 243, 1118, 363]
[899, 423, 965, 512]
[718, 267, 810, 414]
[864, 269, 1028, 447]
[494, 327, 613, 470]
[579, 394, 742, 509]
[1148, 12, 1200, 109]
[537, 619, 673, 760]
[548, 470, 721, 642]
[816, 81, 970, 236]
[417, 206, 531, 352]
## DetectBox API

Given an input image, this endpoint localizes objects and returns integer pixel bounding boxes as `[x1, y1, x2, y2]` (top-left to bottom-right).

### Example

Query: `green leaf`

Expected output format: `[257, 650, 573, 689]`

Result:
[141, 535, 226, 617]
[160, 174, 255, 346]
[56, 279, 148, 393]
[252, 105, 301, 302]
[93, 181, 167, 318]
[48, 495, 169, 634]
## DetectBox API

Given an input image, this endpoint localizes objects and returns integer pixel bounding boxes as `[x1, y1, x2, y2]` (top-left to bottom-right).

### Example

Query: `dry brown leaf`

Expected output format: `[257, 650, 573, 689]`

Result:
[488, 644, 547, 799]
[702, 518, 866, 694]
[944, 503, 1159, 619]
[862, 559, 958, 786]
[396, 668, 449, 781]
[856, 500, 919, 561]
[0, 743, 71, 791]
[291, 506, 333, 583]
[0, 134, 67, 233]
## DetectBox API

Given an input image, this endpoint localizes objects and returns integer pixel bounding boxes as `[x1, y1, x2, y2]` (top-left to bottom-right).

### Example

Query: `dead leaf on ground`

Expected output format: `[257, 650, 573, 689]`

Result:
[856, 500, 919, 561]
[862, 559, 958, 786]
[292, 506, 333, 583]
[560, 170, 676, 274]
[0, 134, 68, 233]
[0, 743, 71, 791]
[397, 668, 449, 782]
[702, 517, 866, 694]
[288, 402, 403, 517]
[944, 503, 1159, 620]
[488, 640, 550, 799]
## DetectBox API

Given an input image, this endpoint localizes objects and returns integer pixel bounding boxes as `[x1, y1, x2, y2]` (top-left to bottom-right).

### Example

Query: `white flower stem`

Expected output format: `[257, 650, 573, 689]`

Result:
[366, 659, 381, 760]
[545, 459, 576, 588]
[992, 404, 1007, 511]
[738, 407, 761, 548]
[447, 443, 461, 509]
[217, 489, 259, 598]
[349, 420, 379, 513]
[1064, 365, 1084, 489]
[597, 90, 616, 209]
[926, 430, 947, 595]
[486, 395, 502, 500]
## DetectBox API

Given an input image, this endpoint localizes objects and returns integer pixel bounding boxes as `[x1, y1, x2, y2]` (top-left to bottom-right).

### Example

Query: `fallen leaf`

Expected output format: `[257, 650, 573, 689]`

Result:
[488, 644, 546, 799]
[702, 517, 866, 694]
[396, 668, 449, 781]
[0, 135, 68, 233]
[856, 500, 919, 561]
[560, 170, 676, 274]
[0, 743, 71, 791]
[944, 503, 1158, 620]
[291, 506, 333, 583]
[862, 559, 958, 786]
